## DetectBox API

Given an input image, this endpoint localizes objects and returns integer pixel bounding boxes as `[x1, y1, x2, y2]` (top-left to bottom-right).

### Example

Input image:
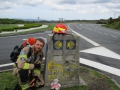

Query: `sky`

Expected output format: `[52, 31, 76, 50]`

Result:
[0, 0, 120, 20]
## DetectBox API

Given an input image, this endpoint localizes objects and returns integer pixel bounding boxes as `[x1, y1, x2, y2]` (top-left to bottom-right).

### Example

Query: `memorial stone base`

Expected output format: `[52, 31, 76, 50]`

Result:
[40, 33, 86, 90]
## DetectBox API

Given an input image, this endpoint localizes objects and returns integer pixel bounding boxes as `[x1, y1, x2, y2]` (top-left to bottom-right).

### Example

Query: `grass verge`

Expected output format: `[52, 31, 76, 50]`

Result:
[80, 66, 120, 90]
[0, 66, 119, 90]
[101, 22, 120, 31]
[0, 23, 55, 37]
[0, 24, 18, 29]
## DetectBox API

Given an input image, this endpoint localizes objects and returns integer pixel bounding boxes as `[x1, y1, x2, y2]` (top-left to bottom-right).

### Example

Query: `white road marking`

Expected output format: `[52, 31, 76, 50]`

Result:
[111, 35, 118, 38]
[80, 58, 120, 76]
[77, 27, 81, 29]
[98, 31, 101, 33]
[80, 46, 120, 60]
[0, 63, 13, 68]
[104, 33, 108, 35]
[68, 25, 100, 46]
[91, 25, 120, 35]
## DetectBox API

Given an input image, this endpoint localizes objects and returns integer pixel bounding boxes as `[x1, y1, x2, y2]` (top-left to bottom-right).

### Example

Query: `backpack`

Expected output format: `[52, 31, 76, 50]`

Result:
[10, 45, 32, 62]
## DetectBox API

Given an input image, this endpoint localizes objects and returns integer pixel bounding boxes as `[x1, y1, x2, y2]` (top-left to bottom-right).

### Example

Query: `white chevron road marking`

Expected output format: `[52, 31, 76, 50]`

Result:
[80, 58, 120, 76]
[80, 46, 120, 60]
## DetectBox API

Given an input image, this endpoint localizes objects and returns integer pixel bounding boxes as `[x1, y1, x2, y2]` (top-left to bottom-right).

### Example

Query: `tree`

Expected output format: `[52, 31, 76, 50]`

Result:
[108, 17, 114, 24]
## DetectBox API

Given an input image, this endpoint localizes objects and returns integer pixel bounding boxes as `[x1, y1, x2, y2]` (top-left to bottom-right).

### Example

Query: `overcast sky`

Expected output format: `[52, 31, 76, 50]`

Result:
[0, 0, 120, 20]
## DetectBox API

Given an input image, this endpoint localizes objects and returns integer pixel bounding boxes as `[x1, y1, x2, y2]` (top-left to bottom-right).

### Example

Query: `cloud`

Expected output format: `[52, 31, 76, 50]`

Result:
[0, 0, 44, 10]
[16, 0, 44, 6]
[0, 0, 120, 18]
[106, 2, 120, 13]
[0, 1, 16, 9]
[44, 0, 120, 14]
[45, 0, 113, 5]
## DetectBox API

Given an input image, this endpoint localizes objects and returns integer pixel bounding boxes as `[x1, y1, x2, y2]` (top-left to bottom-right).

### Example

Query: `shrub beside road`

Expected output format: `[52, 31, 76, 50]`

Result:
[0, 23, 42, 32]
[103, 22, 120, 31]
[102, 17, 120, 31]
[0, 23, 55, 36]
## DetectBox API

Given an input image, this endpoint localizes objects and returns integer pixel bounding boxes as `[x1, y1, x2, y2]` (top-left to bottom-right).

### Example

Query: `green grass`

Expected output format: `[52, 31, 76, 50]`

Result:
[0, 23, 55, 37]
[0, 66, 120, 90]
[0, 23, 42, 32]
[80, 66, 120, 90]
[0, 71, 18, 90]
[0, 24, 18, 29]
[101, 21, 120, 31]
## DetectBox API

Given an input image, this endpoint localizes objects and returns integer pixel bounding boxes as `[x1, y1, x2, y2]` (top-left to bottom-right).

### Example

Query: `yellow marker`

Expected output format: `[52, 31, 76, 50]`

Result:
[54, 40, 62, 49]
[67, 40, 75, 49]
[47, 60, 63, 73]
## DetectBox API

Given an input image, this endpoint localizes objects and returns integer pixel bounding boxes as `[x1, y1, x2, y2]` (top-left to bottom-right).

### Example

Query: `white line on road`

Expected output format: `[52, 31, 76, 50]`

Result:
[91, 25, 120, 35]
[111, 35, 118, 38]
[80, 58, 120, 77]
[77, 27, 81, 29]
[68, 25, 100, 46]
[104, 33, 108, 35]
[0, 63, 13, 68]
[98, 31, 101, 33]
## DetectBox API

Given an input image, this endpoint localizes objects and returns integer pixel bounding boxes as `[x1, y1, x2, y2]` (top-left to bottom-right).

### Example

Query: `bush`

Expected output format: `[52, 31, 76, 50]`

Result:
[16, 23, 42, 30]
[96, 21, 103, 24]
[103, 21, 120, 31]
[13, 27, 19, 30]
[17, 26, 30, 29]
[0, 29, 1, 33]
[0, 23, 42, 31]
[1, 28, 14, 31]
[24, 23, 42, 27]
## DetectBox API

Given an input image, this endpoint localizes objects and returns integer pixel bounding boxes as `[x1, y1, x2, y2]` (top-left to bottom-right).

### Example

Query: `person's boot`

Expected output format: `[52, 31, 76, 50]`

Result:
[38, 85, 44, 88]
[13, 84, 22, 90]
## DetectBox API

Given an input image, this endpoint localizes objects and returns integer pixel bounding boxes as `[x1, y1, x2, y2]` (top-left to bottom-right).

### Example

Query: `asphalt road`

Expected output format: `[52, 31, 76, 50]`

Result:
[0, 23, 120, 85]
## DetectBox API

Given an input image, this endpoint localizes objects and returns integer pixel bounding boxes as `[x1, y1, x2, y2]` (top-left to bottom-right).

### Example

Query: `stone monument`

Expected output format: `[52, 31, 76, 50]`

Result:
[41, 33, 86, 90]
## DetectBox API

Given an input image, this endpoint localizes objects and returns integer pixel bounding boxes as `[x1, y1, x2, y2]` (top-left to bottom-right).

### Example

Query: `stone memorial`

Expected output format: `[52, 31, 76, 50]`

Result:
[41, 33, 86, 90]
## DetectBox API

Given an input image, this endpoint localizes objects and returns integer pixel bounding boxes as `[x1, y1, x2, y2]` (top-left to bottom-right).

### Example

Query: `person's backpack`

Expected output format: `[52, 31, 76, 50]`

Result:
[10, 45, 32, 62]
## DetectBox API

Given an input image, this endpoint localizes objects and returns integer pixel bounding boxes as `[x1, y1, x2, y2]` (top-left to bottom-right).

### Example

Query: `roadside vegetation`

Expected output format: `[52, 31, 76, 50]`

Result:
[0, 66, 119, 90]
[102, 17, 120, 31]
[0, 23, 55, 36]
[0, 23, 42, 33]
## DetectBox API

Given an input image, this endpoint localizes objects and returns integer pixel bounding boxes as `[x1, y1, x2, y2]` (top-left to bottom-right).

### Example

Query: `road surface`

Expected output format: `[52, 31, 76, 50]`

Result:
[0, 23, 120, 85]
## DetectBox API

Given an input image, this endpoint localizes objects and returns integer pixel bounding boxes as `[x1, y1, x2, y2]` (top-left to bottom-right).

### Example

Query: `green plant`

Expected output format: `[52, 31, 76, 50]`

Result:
[1, 28, 14, 31]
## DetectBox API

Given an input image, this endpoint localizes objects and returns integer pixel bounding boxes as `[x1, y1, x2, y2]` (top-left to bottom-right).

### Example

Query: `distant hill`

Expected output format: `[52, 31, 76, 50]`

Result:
[14, 18, 46, 21]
